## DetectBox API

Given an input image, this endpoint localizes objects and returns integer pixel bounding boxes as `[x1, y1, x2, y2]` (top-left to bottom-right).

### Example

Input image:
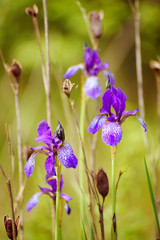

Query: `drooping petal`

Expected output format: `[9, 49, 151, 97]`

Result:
[84, 76, 101, 99]
[102, 121, 122, 146]
[27, 192, 42, 212]
[58, 142, 78, 169]
[88, 115, 107, 134]
[65, 203, 71, 215]
[121, 108, 139, 123]
[44, 154, 55, 174]
[24, 153, 37, 178]
[104, 70, 115, 88]
[35, 135, 53, 145]
[136, 116, 147, 132]
[60, 193, 73, 201]
[64, 64, 82, 79]
[84, 47, 92, 73]
[100, 89, 113, 114]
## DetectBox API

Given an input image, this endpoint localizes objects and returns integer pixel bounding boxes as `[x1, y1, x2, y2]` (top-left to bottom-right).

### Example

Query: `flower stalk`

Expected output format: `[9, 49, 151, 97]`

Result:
[110, 146, 117, 240]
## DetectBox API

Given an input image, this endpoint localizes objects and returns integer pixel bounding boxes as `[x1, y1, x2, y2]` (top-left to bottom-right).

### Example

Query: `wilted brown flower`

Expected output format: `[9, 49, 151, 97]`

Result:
[22, 145, 34, 163]
[25, 4, 38, 17]
[4, 215, 20, 240]
[63, 79, 75, 98]
[96, 168, 109, 200]
[89, 11, 103, 39]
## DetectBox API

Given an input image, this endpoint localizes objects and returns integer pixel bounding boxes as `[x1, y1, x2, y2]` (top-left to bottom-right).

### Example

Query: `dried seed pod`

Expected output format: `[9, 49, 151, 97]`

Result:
[56, 121, 65, 142]
[10, 60, 21, 83]
[22, 145, 34, 163]
[89, 11, 103, 39]
[4, 215, 20, 240]
[25, 4, 38, 17]
[63, 79, 75, 98]
[150, 60, 160, 72]
[96, 168, 109, 199]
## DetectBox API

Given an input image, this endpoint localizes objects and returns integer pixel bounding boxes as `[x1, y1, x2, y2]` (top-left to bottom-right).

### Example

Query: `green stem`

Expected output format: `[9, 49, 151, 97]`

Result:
[110, 146, 117, 240]
[79, 76, 86, 235]
[55, 160, 61, 240]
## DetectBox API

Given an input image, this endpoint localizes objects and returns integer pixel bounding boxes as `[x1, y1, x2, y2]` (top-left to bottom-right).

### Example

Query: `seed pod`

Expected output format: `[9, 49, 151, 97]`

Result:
[56, 121, 65, 142]
[25, 4, 38, 17]
[10, 60, 21, 83]
[150, 60, 160, 72]
[63, 79, 75, 98]
[89, 11, 103, 39]
[4, 215, 20, 240]
[96, 168, 109, 199]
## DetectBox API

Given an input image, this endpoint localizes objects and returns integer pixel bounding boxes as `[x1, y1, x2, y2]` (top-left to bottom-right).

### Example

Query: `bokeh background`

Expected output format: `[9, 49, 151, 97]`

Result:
[0, 0, 160, 239]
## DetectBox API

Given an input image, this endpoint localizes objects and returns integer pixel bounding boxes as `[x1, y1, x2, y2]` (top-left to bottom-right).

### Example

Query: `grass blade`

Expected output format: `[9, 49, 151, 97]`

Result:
[82, 219, 88, 240]
[144, 157, 160, 237]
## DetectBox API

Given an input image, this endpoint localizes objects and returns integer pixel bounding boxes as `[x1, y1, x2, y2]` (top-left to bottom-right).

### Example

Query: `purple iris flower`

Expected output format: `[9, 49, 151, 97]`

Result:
[27, 169, 72, 215]
[24, 120, 78, 178]
[64, 47, 109, 99]
[88, 87, 147, 147]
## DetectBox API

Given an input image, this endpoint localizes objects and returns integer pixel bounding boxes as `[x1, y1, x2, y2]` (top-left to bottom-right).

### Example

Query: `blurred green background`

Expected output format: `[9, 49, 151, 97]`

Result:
[0, 0, 160, 239]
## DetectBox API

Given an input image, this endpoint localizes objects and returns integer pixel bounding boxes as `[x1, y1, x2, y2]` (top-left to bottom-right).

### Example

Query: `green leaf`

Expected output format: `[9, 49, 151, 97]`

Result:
[81, 219, 88, 240]
[84, 195, 94, 240]
[144, 157, 160, 237]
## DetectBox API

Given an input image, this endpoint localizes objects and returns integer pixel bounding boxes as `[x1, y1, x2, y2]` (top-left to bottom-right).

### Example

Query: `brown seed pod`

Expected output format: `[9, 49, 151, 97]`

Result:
[4, 215, 20, 239]
[22, 145, 34, 163]
[10, 60, 21, 83]
[89, 11, 103, 39]
[63, 79, 75, 98]
[25, 4, 38, 17]
[96, 168, 109, 199]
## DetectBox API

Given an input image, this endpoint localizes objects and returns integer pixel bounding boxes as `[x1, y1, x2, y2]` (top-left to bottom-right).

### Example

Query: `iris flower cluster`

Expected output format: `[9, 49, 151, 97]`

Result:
[64, 47, 109, 99]
[88, 77, 147, 146]
[24, 120, 78, 214]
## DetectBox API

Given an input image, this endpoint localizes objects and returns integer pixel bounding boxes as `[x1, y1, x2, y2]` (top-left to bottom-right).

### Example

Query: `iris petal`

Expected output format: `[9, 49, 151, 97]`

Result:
[58, 142, 78, 169]
[60, 193, 73, 201]
[102, 122, 122, 146]
[88, 115, 107, 134]
[64, 64, 82, 79]
[136, 116, 147, 132]
[37, 120, 51, 137]
[84, 76, 101, 99]
[27, 192, 42, 212]
[24, 153, 37, 178]
[65, 203, 71, 215]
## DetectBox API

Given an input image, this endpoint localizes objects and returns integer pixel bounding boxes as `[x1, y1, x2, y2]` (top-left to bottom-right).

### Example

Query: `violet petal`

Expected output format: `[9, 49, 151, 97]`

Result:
[24, 153, 37, 178]
[27, 192, 42, 212]
[65, 203, 71, 215]
[88, 115, 107, 134]
[38, 185, 52, 194]
[58, 142, 78, 168]
[136, 116, 147, 132]
[102, 121, 122, 146]
[104, 70, 115, 88]
[37, 120, 51, 137]
[100, 89, 113, 114]
[84, 76, 102, 99]
[60, 193, 73, 201]
[64, 64, 82, 79]
[44, 154, 55, 174]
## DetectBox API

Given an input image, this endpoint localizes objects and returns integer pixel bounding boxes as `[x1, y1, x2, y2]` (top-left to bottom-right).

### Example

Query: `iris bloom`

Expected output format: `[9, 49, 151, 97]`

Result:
[64, 47, 109, 99]
[27, 168, 72, 214]
[24, 120, 78, 178]
[88, 87, 147, 146]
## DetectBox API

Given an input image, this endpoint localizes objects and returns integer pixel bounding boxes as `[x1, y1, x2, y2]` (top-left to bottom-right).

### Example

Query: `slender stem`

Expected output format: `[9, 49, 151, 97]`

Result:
[79, 76, 86, 230]
[110, 146, 117, 240]
[42, 0, 51, 126]
[0, 165, 17, 240]
[55, 160, 61, 240]
[15, 93, 23, 240]
[98, 200, 105, 240]
[52, 200, 56, 240]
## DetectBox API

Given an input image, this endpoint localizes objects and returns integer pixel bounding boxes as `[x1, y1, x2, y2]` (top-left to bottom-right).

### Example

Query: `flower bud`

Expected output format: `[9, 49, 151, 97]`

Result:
[96, 168, 109, 199]
[25, 5, 38, 17]
[56, 121, 65, 142]
[89, 11, 103, 39]
[4, 215, 19, 240]
[63, 79, 74, 98]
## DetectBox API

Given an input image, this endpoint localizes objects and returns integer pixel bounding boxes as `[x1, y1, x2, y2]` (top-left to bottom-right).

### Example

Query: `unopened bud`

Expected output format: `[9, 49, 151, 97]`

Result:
[22, 145, 34, 163]
[10, 60, 21, 83]
[89, 11, 103, 39]
[96, 168, 109, 199]
[56, 121, 65, 142]
[63, 79, 74, 98]
[25, 4, 38, 17]
[4, 215, 20, 240]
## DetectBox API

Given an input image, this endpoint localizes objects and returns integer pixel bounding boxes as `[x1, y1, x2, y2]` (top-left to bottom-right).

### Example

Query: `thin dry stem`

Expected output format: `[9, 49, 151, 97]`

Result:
[0, 165, 17, 240]
[76, 1, 98, 50]
[15, 93, 23, 240]
[98, 200, 105, 240]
